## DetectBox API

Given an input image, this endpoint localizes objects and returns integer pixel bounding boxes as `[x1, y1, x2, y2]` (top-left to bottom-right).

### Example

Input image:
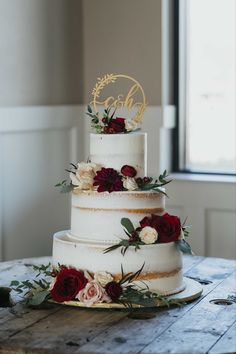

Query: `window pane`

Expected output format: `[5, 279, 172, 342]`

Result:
[185, 0, 236, 174]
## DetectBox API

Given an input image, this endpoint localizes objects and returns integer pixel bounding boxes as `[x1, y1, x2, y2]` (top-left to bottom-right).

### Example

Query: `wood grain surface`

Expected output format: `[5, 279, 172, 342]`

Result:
[0, 256, 235, 354]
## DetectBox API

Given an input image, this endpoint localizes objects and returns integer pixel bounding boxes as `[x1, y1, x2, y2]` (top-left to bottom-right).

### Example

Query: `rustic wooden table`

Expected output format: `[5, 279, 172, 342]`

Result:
[0, 255, 235, 354]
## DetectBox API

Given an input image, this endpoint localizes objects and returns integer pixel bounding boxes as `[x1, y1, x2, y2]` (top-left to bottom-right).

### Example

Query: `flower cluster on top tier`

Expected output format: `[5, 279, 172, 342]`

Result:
[86, 105, 139, 134]
[104, 214, 192, 255]
[56, 163, 170, 194]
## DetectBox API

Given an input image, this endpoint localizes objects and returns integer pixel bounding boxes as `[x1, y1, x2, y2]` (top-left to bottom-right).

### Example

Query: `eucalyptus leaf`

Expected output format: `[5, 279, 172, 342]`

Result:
[10, 280, 19, 286]
[121, 218, 135, 234]
[175, 239, 193, 254]
[28, 290, 50, 306]
[54, 180, 67, 187]
[86, 112, 95, 119]
[87, 105, 92, 113]
[60, 184, 74, 193]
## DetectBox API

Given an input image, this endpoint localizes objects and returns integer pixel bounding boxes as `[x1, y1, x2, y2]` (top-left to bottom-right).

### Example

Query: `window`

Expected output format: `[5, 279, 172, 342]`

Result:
[175, 0, 236, 174]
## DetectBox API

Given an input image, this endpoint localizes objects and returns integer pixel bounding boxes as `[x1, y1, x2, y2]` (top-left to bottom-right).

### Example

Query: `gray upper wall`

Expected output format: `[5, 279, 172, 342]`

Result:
[83, 0, 162, 106]
[0, 0, 165, 107]
[0, 0, 83, 106]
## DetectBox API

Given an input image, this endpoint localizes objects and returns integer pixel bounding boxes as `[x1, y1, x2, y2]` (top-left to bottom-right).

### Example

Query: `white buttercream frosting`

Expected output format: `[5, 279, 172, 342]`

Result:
[52, 131, 185, 297]
[90, 132, 147, 177]
[52, 231, 185, 296]
[70, 190, 165, 242]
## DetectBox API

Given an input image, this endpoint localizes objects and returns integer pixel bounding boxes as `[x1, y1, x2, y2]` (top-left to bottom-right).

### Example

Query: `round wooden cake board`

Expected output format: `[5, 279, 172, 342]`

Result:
[51, 277, 203, 309]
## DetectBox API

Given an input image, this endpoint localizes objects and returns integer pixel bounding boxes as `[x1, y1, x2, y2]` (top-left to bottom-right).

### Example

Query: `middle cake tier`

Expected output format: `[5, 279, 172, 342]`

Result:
[70, 190, 165, 243]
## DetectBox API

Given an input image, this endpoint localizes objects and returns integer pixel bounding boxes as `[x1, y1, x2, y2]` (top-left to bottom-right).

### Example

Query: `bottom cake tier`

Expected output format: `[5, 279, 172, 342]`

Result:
[52, 231, 185, 296]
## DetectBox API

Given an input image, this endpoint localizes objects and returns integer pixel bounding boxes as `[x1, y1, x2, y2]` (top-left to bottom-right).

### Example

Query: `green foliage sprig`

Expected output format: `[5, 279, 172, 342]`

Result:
[55, 163, 77, 193]
[10, 263, 52, 306]
[175, 239, 193, 254]
[55, 180, 74, 193]
[117, 264, 181, 308]
[137, 170, 172, 196]
[104, 218, 144, 255]
[86, 105, 103, 133]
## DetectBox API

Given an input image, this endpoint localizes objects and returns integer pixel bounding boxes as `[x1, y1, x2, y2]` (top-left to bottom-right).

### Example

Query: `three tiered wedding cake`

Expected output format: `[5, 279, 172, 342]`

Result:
[10, 75, 194, 308]
[52, 131, 185, 298]
[48, 74, 193, 307]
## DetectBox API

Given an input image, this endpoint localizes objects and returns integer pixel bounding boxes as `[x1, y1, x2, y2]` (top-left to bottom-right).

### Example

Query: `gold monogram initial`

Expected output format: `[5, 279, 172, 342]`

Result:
[91, 74, 147, 123]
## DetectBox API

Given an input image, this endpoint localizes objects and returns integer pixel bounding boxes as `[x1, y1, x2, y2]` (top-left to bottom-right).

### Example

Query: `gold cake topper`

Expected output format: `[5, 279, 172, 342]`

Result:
[90, 74, 147, 123]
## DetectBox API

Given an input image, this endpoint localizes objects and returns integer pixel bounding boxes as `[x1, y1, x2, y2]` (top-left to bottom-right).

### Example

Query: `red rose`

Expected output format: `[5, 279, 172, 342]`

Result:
[50, 267, 88, 302]
[105, 281, 123, 301]
[93, 167, 123, 192]
[139, 213, 181, 243]
[121, 165, 137, 177]
[140, 216, 152, 228]
[108, 117, 126, 133]
[148, 214, 162, 230]
[153, 213, 181, 243]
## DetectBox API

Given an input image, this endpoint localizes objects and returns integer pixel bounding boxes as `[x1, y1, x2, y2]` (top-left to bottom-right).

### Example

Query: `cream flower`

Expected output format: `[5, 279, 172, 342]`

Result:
[122, 177, 138, 191]
[94, 271, 113, 287]
[139, 226, 158, 244]
[179, 228, 185, 240]
[49, 277, 56, 291]
[76, 281, 110, 307]
[70, 162, 102, 190]
[125, 119, 139, 132]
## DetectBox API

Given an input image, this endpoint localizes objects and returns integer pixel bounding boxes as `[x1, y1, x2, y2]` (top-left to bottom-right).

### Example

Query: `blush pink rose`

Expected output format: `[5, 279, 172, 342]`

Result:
[76, 281, 111, 307]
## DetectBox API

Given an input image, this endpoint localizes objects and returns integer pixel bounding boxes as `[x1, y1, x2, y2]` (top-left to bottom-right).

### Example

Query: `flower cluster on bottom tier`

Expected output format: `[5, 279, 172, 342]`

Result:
[10, 262, 184, 308]
[52, 231, 186, 297]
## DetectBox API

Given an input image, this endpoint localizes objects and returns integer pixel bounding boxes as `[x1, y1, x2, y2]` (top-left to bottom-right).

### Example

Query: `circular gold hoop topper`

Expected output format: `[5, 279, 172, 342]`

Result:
[90, 74, 147, 123]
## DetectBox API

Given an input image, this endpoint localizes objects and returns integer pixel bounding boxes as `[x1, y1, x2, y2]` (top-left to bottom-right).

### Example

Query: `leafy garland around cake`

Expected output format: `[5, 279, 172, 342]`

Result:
[86, 105, 140, 134]
[55, 163, 171, 195]
[10, 263, 181, 309]
[104, 215, 193, 255]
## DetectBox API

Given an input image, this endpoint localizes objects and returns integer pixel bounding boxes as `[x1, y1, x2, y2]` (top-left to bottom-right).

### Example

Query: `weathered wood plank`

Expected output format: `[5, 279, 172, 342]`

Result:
[0, 257, 55, 330]
[140, 271, 236, 354]
[0, 304, 61, 340]
[208, 320, 236, 354]
[0, 257, 51, 274]
[183, 255, 204, 273]
[0, 307, 126, 354]
[0, 256, 235, 354]
[69, 258, 236, 354]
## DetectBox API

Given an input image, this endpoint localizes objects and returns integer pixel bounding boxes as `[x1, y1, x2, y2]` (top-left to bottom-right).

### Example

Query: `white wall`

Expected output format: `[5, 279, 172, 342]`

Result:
[166, 176, 236, 259]
[0, 0, 84, 260]
[0, 106, 84, 261]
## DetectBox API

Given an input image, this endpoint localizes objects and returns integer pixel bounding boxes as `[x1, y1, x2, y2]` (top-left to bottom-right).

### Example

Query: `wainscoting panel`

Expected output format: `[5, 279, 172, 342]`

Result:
[206, 209, 236, 259]
[166, 178, 236, 259]
[0, 105, 84, 261]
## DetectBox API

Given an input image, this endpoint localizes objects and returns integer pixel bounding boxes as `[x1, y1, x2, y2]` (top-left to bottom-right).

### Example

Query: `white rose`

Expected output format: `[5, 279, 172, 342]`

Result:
[70, 162, 102, 190]
[139, 226, 158, 244]
[76, 281, 109, 307]
[123, 177, 138, 191]
[125, 119, 139, 132]
[94, 271, 113, 287]
[70, 172, 92, 190]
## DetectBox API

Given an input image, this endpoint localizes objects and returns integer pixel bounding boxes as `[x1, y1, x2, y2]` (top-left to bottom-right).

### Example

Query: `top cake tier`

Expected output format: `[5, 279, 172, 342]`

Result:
[90, 132, 147, 176]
